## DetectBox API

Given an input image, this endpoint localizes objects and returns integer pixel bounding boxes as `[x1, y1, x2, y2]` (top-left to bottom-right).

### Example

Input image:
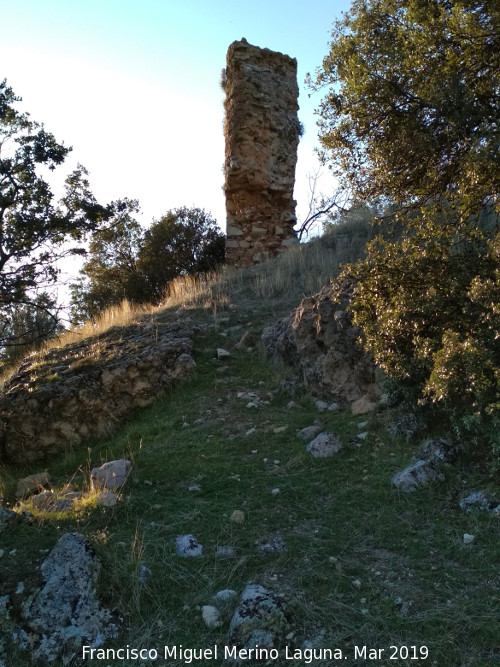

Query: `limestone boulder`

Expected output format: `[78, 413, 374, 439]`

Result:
[0, 506, 20, 533]
[23, 532, 118, 662]
[175, 534, 203, 557]
[391, 437, 459, 492]
[91, 459, 131, 490]
[261, 279, 384, 407]
[459, 492, 500, 514]
[391, 459, 445, 492]
[32, 491, 75, 512]
[16, 472, 51, 499]
[261, 316, 298, 366]
[228, 584, 287, 649]
[306, 432, 343, 458]
[297, 420, 323, 441]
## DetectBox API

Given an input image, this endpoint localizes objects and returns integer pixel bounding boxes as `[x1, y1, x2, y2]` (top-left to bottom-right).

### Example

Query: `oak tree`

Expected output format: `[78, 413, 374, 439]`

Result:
[313, 0, 499, 216]
[315, 0, 499, 451]
[0, 80, 116, 346]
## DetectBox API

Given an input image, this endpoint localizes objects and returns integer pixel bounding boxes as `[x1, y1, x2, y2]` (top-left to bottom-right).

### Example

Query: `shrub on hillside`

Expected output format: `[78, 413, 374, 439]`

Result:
[339, 208, 499, 454]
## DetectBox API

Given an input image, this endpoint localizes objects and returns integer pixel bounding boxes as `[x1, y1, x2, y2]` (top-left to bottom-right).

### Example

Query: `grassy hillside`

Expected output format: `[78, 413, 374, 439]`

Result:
[1, 225, 499, 666]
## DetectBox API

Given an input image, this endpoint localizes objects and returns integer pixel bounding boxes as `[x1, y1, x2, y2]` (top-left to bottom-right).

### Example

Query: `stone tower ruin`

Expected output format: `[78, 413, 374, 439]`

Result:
[223, 39, 299, 267]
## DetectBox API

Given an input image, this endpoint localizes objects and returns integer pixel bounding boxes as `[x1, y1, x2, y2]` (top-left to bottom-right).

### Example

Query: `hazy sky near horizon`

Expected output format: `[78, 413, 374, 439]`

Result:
[2, 0, 351, 232]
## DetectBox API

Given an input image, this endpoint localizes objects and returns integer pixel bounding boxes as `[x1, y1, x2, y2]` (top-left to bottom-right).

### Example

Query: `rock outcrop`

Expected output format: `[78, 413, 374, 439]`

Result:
[261, 279, 384, 404]
[0, 322, 206, 464]
[224, 39, 299, 267]
[23, 532, 118, 662]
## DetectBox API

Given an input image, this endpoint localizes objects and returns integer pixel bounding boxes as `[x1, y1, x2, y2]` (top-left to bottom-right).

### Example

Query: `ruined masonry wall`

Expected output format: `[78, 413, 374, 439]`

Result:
[0, 323, 206, 464]
[224, 39, 299, 267]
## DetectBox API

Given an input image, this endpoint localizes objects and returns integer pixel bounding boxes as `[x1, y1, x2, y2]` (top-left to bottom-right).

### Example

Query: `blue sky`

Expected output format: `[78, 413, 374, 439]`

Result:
[2, 0, 351, 231]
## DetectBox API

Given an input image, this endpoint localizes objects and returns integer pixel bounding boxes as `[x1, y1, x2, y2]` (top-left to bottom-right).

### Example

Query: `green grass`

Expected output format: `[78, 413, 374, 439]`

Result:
[1, 322, 499, 666]
[1, 230, 499, 666]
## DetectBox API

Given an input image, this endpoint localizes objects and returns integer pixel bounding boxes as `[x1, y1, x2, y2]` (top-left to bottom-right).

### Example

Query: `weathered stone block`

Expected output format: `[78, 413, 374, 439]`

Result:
[91, 459, 131, 490]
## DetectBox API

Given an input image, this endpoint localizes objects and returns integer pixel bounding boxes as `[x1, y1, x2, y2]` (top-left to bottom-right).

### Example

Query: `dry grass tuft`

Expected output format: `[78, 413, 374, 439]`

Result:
[0, 219, 374, 390]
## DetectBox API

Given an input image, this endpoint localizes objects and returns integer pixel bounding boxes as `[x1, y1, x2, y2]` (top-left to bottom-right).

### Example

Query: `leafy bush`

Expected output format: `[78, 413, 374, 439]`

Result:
[340, 208, 499, 452]
[71, 207, 225, 323]
[137, 207, 225, 304]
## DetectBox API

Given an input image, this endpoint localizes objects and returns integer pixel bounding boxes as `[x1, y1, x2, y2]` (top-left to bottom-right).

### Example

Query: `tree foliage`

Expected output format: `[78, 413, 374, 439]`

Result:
[0, 293, 62, 367]
[0, 80, 118, 347]
[313, 0, 499, 216]
[71, 207, 225, 323]
[315, 1, 500, 452]
[137, 207, 225, 304]
[69, 201, 147, 324]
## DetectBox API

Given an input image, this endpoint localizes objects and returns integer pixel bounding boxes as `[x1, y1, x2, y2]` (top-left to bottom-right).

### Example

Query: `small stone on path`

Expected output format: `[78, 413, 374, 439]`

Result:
[306, 432, 342, 458]
[91, 459, 131, 490]
[202, 605, 221, 628]
[175, 534, 203, 557]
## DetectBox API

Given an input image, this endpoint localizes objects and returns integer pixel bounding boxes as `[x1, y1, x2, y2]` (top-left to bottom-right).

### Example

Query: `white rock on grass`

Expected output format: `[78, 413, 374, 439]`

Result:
[228, 584, 287, 648]
[217, 348, 230, 359]
[230, 510, 245, 524]
[391, 459, 444, 492]
[202, 605, 221, 628]
[216, 545, 236, 559]
[174, 534, 203, 557]
[459, 491, 500, 514]
[463, 533, 475, 545]
[213, 589, 237, 602]
[351, 396, 377, 415]
[91, 459, 131, 490]
[97, 491, 118, 507]
[297, 420, 322, 441]
[306, 432, 342, 458]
